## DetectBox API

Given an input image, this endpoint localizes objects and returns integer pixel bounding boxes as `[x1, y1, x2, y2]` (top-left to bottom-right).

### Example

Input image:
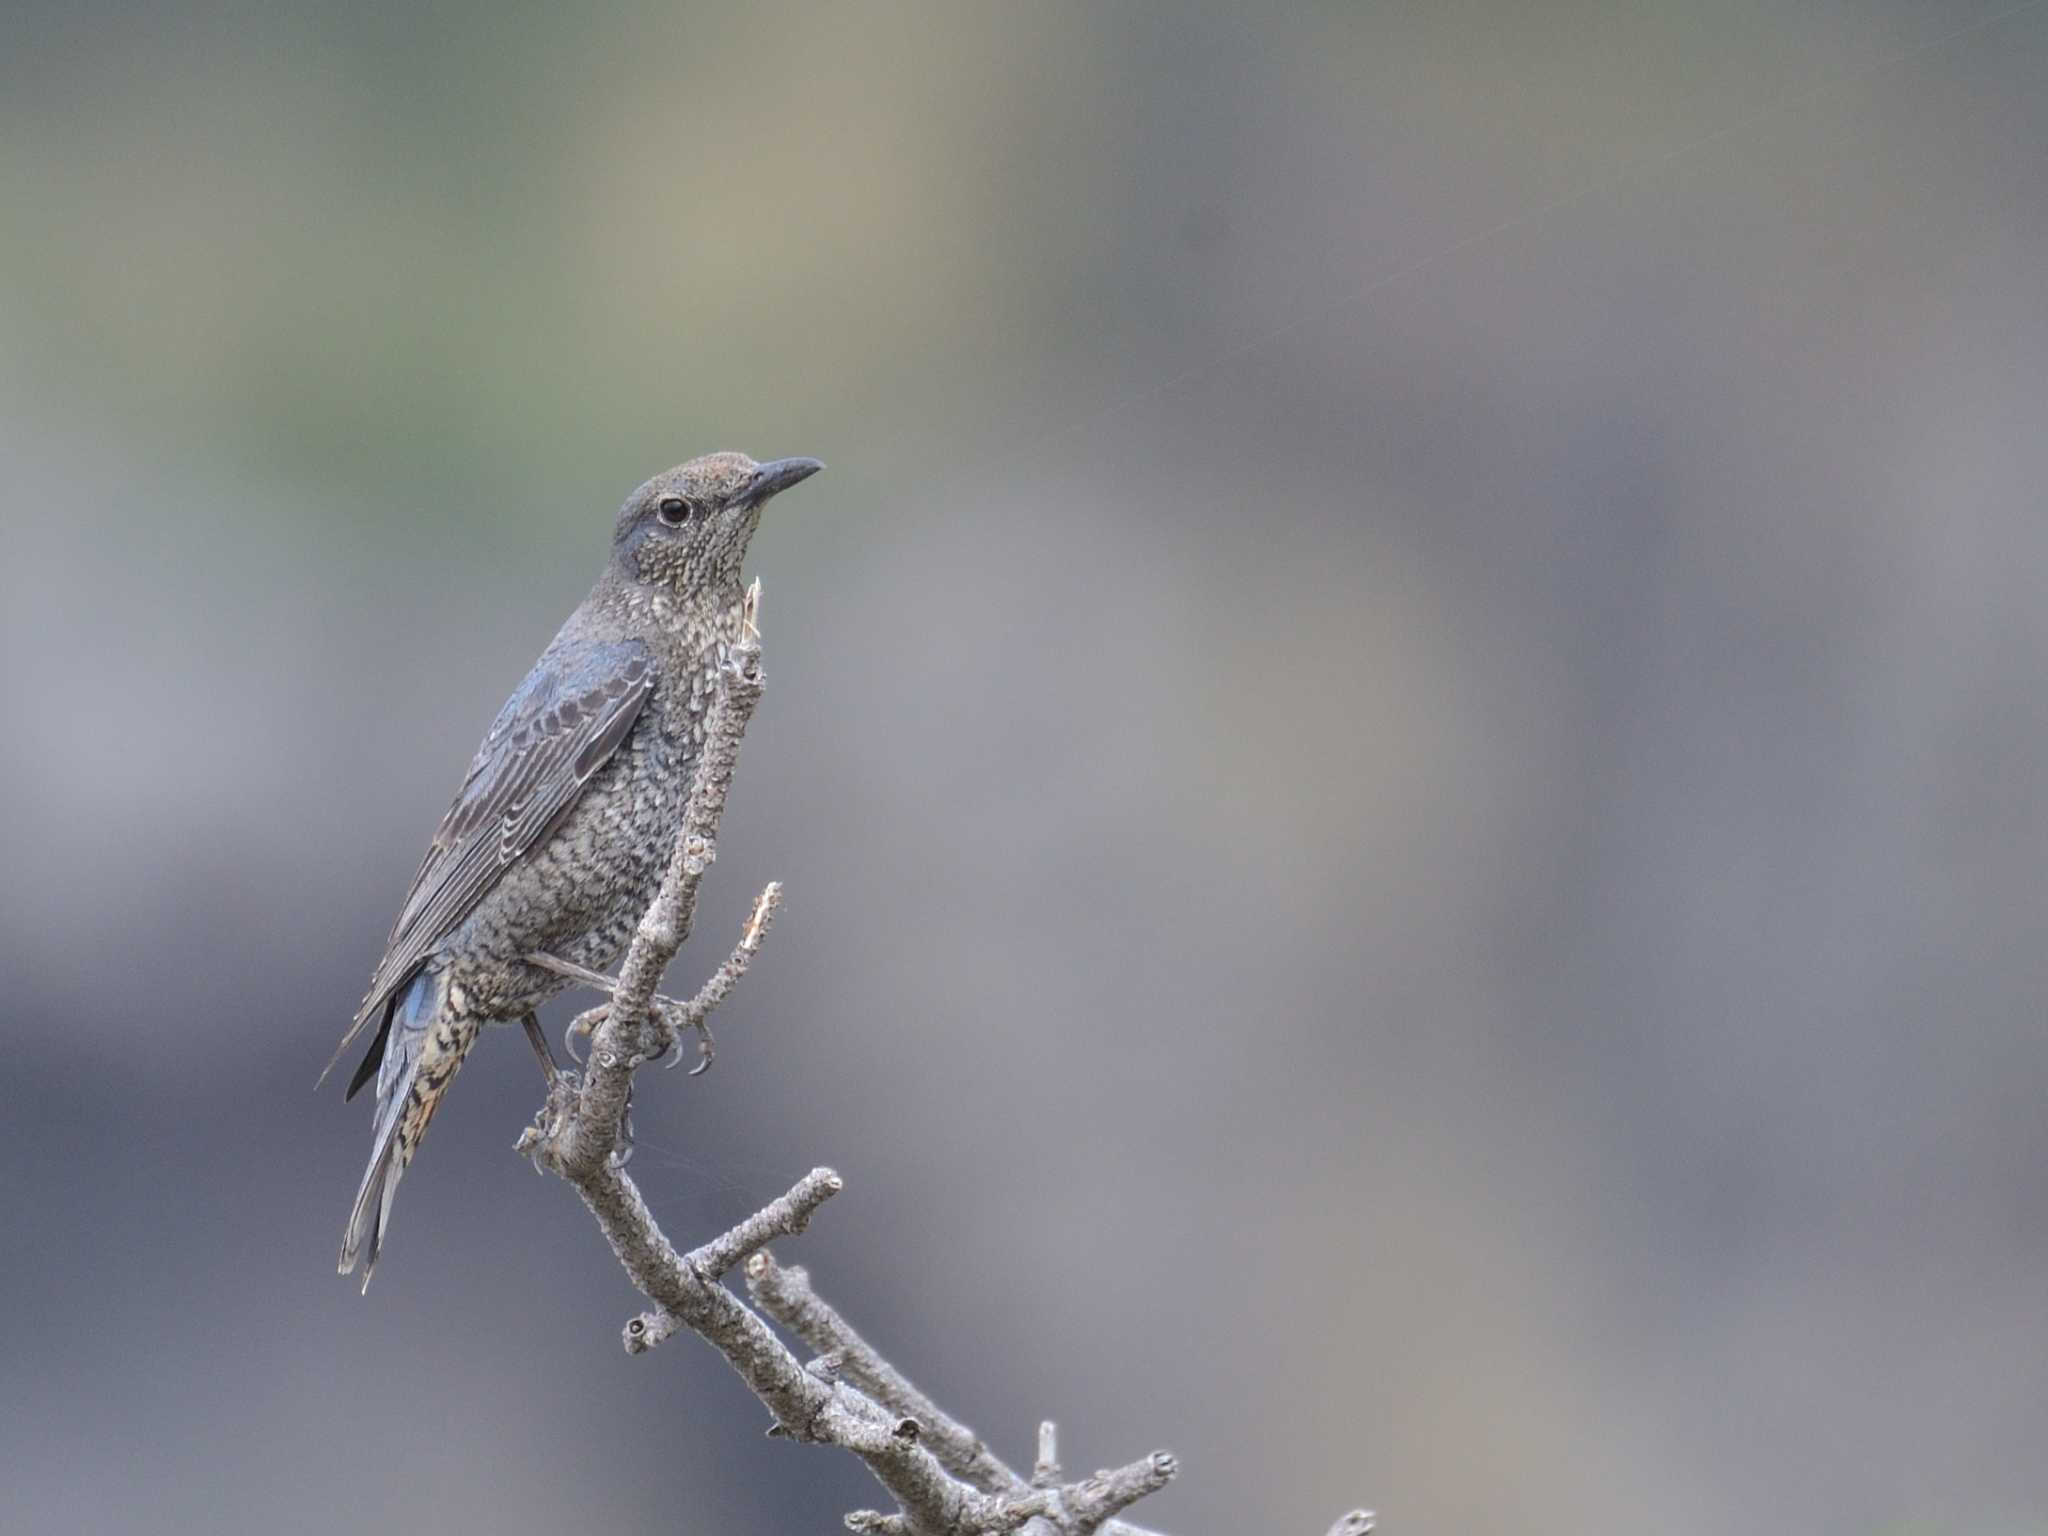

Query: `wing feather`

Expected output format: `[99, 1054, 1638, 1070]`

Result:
[320, 642, 654, 1085]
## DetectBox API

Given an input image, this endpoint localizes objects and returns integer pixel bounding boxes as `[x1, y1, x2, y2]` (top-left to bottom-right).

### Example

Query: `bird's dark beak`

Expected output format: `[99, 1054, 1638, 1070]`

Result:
[743, 457, 824, 508]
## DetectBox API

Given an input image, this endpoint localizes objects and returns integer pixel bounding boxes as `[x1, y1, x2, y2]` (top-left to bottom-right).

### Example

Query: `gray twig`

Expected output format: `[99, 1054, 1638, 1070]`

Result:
[748, 1259, 1180, 1536]
[1034, 1422, 1062, 1488]
[748, 1252, 1020, 1493]
[521, 584, 1362, 1534]
[625, 1166, 842, 1354]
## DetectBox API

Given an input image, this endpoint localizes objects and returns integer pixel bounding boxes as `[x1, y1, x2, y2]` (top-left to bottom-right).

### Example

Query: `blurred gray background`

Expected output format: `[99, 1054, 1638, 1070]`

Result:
[4, 2, 2046, 1532]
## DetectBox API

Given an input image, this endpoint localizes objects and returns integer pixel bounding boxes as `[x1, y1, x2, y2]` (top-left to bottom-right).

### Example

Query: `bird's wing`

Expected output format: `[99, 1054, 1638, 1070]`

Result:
[321, 639, 655, 1083]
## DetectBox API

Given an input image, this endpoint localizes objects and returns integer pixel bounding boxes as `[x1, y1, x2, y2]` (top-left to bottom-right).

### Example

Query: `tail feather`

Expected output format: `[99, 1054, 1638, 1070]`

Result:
[338, 969, 446, 1290]
[343, 1002, 394, 1102]
[339, 1114, 407, 1291]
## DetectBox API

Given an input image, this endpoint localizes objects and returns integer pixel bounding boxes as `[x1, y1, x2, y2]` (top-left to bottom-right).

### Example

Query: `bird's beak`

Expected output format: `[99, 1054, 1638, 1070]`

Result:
[743, 456, 825, 507]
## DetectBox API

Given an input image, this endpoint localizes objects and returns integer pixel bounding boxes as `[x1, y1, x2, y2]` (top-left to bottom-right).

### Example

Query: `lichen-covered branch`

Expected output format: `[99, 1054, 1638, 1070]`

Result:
[518, 587, 1368, 1535]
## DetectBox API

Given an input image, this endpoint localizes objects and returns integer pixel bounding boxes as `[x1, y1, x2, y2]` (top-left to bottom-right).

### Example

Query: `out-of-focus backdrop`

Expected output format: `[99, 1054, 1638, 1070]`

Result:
[5, 3, 2046, 1532]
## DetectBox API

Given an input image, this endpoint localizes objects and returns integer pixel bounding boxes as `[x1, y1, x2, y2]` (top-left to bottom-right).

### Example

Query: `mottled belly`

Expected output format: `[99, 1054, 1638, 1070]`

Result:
[436, 714, 693, 1019]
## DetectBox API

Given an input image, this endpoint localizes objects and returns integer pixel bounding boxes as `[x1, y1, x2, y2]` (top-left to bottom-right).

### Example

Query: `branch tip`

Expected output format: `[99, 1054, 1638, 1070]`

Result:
[1033, 1420, 1062, 1487]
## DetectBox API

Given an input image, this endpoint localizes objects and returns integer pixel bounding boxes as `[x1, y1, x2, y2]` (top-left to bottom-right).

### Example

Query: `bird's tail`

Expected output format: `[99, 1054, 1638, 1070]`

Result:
[338, 969, 456, 1290]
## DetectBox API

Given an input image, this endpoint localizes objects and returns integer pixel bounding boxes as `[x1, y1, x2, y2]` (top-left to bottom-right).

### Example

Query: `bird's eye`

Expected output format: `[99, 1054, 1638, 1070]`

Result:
[656, 496, 690, 527]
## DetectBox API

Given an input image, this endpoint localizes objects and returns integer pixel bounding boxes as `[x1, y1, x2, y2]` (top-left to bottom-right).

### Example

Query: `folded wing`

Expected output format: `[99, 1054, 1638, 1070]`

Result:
[322, 639, 655, 1090]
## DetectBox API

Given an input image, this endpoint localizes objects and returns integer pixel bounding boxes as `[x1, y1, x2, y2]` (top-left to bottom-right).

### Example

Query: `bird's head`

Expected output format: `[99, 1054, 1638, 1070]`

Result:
[610, 452, 823, 598]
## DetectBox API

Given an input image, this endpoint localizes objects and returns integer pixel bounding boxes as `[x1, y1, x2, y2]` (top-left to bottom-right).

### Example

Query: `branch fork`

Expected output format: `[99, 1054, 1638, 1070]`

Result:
[516, 580, 1365, 1535]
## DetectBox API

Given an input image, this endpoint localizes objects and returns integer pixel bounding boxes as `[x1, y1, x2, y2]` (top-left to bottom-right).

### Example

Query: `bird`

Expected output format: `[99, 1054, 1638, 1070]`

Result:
[324, 451, 823, 1288]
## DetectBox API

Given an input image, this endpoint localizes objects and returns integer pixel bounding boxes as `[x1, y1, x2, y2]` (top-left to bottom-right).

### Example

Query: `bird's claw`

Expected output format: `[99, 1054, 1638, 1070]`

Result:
[564, 1005, 608, 1067]
[652, 998, 716, 1075]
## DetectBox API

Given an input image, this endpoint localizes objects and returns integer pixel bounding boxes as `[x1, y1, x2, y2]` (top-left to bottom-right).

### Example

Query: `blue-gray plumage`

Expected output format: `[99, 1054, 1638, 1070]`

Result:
[325, 451, 822, 1287]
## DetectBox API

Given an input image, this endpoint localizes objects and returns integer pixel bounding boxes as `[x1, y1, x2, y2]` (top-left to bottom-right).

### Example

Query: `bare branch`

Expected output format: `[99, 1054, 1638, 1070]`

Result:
[747, 1258, 1184, 1536]
[749, 1252, 1021, 1494]
[626, 1166, 842, 1354]
[519, 586, 1364, 1534]
[663, 877, 780, 1074]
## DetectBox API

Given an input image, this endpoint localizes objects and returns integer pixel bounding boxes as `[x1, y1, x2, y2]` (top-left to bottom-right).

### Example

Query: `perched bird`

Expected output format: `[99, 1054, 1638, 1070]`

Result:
[324, 452, 823, 1287]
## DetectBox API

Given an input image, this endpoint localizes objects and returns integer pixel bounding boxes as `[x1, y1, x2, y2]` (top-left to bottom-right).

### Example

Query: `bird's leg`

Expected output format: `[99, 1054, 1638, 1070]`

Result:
[527, 950, 708, 1071]
[525, 951, 617, 994]
[515, 1011, 588, 1173]
[519, 1012, 563, 1087]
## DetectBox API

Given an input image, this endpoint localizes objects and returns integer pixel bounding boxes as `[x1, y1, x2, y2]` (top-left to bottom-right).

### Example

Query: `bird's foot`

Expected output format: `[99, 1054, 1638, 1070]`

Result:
[534, 953, 708, 1073]
[651, 997, 716, 1077]
[559, 991, 710, 1074]
[515, 1064, 583, 1172]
